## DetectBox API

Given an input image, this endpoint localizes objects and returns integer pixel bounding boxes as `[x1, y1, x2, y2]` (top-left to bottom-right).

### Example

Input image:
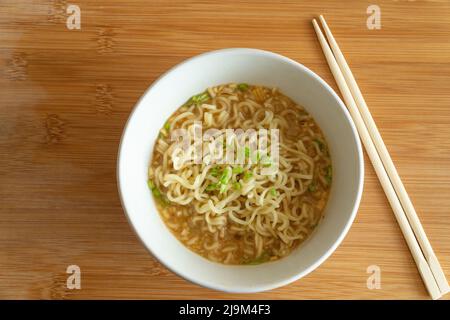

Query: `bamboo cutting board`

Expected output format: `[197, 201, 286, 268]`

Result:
[1, 0, 449, 299]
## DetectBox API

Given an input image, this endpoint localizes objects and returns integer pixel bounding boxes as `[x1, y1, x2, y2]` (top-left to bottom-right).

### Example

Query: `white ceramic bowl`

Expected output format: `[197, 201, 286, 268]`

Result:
[117, 48, 364, 293]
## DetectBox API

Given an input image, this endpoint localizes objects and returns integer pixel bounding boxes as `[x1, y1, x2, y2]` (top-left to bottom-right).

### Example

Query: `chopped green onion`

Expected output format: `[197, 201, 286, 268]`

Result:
[164, 122, 170, 131]
[243, 171, 253, 181]
[237, 83, 249, 91]
[210, 166, 220, 177]
[308, 182, 317, 193]
[206, 167, 234, 194]
[260, 155, 272, 167]
[183, 91, 211, 107]
[325, 165, 332, 184]
[232, 166, 244, 174]
[159, 194, 171, 206]
[219, 167, 232, 185]
[270, 188, 277, 196]
[244, 251, 270, 265]
[314, 138, 325, 151]
[148, 179, 170, 205]
[243, 148, 261, 163]
[152, 188, 161, 197]
[205, 183, 218, 191]
[233, 182, 242, 190]
[191, 91, 210, 104]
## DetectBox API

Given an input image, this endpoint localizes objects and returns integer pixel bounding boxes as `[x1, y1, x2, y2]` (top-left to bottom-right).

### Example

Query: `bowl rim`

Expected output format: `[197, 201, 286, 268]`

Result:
[116, 47, 364, 293]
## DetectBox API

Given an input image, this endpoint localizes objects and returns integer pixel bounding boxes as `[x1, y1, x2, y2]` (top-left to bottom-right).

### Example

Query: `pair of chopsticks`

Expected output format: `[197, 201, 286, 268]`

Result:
[312, 16, 449, 299]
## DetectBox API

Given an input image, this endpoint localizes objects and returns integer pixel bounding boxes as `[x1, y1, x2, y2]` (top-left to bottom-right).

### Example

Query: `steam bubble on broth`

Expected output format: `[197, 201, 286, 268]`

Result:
[148, 83, 332, 265]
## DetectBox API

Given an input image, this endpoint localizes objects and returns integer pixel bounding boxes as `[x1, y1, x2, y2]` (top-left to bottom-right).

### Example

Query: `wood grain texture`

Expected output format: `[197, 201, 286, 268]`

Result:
[0, 0, 449, 299]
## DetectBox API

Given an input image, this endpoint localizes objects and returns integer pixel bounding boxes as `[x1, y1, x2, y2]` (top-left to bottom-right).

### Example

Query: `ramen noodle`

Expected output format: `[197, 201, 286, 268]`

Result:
[148, 83, 332, 265]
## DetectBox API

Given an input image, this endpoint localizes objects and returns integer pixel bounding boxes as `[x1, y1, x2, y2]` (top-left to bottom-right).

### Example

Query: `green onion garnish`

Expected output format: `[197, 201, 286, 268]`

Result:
[314, 138, 325, 151]
[210, 166, 220, 177]
[233, 182, 242, 190]
[237, 83, 249, 91]
[256, 151, 261, 162]
[205, 183, 218, 191]
[325, 165, 332, 184]
[243, 171, 253, 181]
[219, 167, 232, 185]
[152, 188, 161, 197]
[260, 155, 272, 167]
[244, 251, 270, 265]
[148, 179, 170, 205]
[308, 182, 317, 193]
[206, 167, 234, 194]
[232, 166, 244, 174]
[183, 91, 211, 107]
[191, 91, 210, 104]
[164, 122, 170, 131]
[244, 147, 250, 157]
[270, 188, 277, 196]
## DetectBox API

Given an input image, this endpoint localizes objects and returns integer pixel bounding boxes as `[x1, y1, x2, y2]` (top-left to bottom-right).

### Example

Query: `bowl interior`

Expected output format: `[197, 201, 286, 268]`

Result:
[118, 48, 363, 293]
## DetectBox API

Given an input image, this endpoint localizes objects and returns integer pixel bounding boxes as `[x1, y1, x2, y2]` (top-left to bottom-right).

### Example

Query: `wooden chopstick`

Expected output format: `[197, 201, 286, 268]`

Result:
[312, 18, 446, 299]
[317, 15, 450, 296]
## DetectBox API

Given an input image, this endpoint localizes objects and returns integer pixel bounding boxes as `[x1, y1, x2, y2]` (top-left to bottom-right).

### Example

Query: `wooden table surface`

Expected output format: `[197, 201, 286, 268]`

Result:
[1, 0, 449, 300]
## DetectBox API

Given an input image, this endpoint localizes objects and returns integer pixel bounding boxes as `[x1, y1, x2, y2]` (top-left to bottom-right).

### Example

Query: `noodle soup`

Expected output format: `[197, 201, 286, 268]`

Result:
[148, 83, 332, 265]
